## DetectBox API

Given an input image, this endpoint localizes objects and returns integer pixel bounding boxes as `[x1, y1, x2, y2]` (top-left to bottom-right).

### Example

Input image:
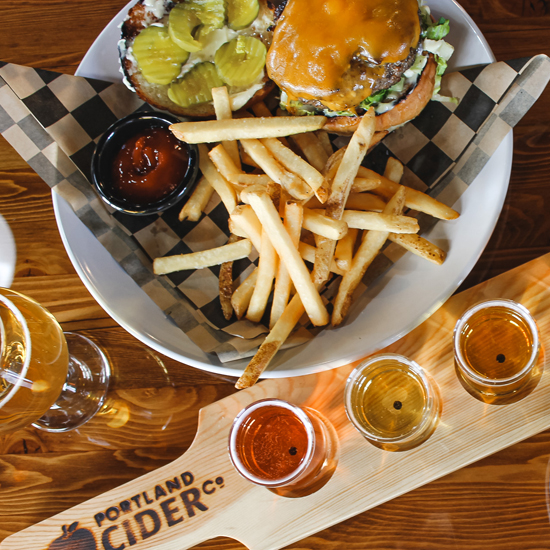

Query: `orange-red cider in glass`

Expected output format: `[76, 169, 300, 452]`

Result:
[228, 398, 339, 498]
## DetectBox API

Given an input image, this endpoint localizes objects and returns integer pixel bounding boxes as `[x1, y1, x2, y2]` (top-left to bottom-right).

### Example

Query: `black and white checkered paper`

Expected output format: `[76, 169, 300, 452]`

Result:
[1, 55, 549, 362]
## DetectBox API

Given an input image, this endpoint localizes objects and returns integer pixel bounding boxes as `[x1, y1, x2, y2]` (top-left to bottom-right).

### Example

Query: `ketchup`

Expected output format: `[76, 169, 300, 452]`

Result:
[111, 127, 189, 204]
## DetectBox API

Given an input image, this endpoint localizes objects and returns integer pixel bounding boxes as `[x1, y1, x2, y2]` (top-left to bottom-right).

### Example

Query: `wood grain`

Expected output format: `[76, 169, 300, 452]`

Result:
[1, 0, 550, 548]
[4, 253, 550, 550]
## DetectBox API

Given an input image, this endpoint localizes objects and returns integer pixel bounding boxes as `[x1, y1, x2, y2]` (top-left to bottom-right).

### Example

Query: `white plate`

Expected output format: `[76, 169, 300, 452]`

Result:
[53, 0, 512, 378]
[0, 213, 16, 288]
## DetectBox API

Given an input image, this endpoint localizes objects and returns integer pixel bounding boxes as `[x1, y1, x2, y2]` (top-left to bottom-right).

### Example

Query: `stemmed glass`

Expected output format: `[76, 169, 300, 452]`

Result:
[0, 287, 110, 433]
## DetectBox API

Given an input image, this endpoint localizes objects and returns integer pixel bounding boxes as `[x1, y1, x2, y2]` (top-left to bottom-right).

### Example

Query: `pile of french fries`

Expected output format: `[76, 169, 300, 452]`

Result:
[153, 87, 459, 389]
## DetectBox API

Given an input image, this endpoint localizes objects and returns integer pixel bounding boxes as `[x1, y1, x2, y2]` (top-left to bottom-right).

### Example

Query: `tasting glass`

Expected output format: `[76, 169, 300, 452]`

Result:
[228, 398, 339, 498]
[344, 353, 441, 452]
[0, 288, 110, 433]
[453, 299, 541, 403]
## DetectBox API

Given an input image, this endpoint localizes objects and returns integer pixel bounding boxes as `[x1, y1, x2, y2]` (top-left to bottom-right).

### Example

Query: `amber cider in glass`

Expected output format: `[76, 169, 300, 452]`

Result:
[345, 353, 441, 451]
[453, 299, 540, 402]
[228, 399, 339, 497]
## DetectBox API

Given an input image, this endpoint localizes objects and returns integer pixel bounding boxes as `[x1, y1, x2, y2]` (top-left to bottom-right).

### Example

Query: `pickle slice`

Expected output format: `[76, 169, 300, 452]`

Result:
[214, 36, 266, 87]
[189, 0, 226, 34]
[133, 26, 190, 85]
[168, 3, 202, 52]
[168, 62, 225, 107]
[227, 0, 259, 30]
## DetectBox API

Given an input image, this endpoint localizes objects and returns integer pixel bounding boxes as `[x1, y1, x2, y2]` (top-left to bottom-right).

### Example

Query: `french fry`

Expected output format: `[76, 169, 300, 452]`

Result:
[303, 207, 349, 240]
[332, 186, 406, 325]
[170, 116, 327, 143]
[357, 165, 459, 220]
[291, 132, 329, 172]
[236, 292, 305, 389]
[362, 157, 446, 263]
[153, 239, 252, 275]
[384, 156, 404, 183]
[301, 195, 325, 209]
[240, 139, 312, 201]
[208, 144, 244, 194]
[248, 105, 296, 156]
[251, 102, 273, 118]
[239, 145, 261, 169]
[166, 99, 454, 389]
[230, 205, 263, 252]
[356, 166, 386, 179]
[236, 240, 341, 389]
[312, 109, 376, 286]
[227, 174, 272, 186]
[350, 176, 383, 193]
[377, 180, 460, 220]
[178, 176, 214, 222]
[328, 112, 376, 219]
[342, 210, 419, 233]
[323, 146, 346, 182]
[219, 234, 240, 320]
[231, 268, 258, 320]
[266, 180, 281, 207]
[334, 228, 359, 272]
[316, 130, 333, 157]
[370, 131, 389, 148]
[211, 86, 233, 120]
[198, 144, 238, 214]
[246, 228, 278, 324]
[388, 233, 447, 265]
[261, 137, 327, 201]
[270, 201, 303, 328]
[278, 188, 290, 217]
[241, 187, 329, 326]
[299, 242, 345, 275]
[212, 86, 241, 170]
[344, 193, 386, 212]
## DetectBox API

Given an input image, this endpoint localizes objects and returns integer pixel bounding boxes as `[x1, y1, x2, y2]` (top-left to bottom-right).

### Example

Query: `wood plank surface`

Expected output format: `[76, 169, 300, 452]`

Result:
[3, 252, 550, 550]
[1, 0, 550, 549]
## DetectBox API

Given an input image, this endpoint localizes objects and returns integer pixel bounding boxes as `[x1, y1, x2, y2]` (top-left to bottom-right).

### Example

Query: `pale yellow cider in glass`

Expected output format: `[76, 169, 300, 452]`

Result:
[0, 289, 69, 432]
[345, 354, 440, 451]
[351, 359, 427, 439]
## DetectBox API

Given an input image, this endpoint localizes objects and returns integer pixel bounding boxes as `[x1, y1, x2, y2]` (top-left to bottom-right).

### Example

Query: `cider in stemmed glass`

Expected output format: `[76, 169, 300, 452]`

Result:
[0, 288, 110, 433]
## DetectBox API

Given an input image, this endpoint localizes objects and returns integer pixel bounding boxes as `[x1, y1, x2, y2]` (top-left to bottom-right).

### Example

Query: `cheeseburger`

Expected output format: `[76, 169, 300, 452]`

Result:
[266, 0, 454, 134]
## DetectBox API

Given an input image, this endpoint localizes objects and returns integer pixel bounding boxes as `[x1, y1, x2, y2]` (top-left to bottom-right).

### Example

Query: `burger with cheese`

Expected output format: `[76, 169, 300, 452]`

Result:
[266, 0, 455, 135]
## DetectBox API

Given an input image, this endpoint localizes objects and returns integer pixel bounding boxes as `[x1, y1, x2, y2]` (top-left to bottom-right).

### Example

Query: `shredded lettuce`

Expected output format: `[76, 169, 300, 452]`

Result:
[359, 89, 389, 109]
[423, 38, 456, 102]
[324, 109, 354, 117]
[404, 54, 428, 79]
[423, 38, 454, 62]
[427, 17, 450, 40]
[288, 100, 318, 116]
[432, 93, 459, 105]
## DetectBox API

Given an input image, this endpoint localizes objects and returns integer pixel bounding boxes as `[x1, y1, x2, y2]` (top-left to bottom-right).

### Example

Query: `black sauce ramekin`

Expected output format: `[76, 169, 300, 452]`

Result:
[91, 111, 199, 216]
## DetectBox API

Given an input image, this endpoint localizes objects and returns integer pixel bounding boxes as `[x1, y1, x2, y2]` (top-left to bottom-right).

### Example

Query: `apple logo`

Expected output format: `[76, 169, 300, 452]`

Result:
[48, 522, 97, 550]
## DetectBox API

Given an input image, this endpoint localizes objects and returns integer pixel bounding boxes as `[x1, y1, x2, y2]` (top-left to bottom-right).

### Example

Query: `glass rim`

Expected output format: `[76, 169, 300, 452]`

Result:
[344, 353, 437, 444]
[228, 398, 316, 488]
[453, 299, 540, 386]
[0, 291, 32, 409]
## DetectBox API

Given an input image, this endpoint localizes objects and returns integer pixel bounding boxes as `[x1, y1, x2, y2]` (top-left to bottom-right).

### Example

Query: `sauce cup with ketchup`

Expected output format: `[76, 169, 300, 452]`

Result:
[91, 111, 199, 215]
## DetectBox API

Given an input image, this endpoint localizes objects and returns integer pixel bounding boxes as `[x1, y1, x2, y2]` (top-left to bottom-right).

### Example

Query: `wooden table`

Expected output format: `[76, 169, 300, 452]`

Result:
[1, 1, 550, 548]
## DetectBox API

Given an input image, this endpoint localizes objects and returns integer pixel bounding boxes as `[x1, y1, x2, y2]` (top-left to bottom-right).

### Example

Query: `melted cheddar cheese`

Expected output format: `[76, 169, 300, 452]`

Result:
[266, 0, 421, 111]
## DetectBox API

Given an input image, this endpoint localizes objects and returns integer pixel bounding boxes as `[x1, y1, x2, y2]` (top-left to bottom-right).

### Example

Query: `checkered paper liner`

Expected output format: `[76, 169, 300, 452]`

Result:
[1, 55, 549, 363]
